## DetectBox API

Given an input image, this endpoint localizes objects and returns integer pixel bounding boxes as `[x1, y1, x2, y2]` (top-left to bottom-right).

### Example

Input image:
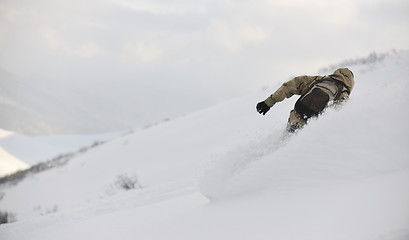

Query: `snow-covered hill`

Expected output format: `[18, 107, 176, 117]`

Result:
[0, 50, 408, 240]
[0, 129, 29, 177]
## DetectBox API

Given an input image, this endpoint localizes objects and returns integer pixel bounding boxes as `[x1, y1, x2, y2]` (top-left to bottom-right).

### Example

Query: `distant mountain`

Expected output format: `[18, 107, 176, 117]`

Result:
[0, 68, 200, 135]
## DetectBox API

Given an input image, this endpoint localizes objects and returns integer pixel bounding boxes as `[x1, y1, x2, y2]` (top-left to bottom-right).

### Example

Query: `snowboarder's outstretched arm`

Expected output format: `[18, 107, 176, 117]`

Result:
[256, 75, 322, 115]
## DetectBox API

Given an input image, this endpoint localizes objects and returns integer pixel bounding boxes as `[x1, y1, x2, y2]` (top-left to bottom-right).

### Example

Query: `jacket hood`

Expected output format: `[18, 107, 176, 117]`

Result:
[331, 68, 354, 92]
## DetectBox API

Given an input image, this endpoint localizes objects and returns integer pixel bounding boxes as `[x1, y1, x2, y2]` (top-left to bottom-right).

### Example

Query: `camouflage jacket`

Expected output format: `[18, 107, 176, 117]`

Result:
[264, 68, 354, 107]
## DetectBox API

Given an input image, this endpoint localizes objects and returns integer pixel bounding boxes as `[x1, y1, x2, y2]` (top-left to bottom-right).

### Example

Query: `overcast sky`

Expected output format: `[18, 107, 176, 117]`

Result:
[1, 0, 409, 104]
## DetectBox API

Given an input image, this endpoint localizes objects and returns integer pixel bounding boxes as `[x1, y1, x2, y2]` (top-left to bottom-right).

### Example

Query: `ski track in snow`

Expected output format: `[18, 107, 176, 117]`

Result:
[199, 127, 294, 199]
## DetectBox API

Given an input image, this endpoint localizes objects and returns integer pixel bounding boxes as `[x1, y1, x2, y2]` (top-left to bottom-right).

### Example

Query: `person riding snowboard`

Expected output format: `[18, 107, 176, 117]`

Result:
[256, 68, 354, 132]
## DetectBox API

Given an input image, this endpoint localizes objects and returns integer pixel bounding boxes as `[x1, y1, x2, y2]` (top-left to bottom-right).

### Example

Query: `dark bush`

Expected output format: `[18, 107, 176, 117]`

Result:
[0, 211, 16, 225]
[115, 173, 143, 190]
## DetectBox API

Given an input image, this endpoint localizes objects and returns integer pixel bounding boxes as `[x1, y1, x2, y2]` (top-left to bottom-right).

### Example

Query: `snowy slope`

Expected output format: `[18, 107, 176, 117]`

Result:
[0, 129, 29, 177]
[0, 149, 29, 179]
[1, 50, 409, 240]
[0, 129, 30, 177]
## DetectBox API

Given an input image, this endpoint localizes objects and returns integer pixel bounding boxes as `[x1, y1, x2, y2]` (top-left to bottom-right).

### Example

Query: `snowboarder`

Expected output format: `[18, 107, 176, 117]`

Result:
[256, 68, 354, 132]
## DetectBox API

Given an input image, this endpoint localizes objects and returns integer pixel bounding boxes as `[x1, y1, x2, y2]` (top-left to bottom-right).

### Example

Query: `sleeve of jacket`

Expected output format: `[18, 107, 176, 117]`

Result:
[263, 75, 322, 107]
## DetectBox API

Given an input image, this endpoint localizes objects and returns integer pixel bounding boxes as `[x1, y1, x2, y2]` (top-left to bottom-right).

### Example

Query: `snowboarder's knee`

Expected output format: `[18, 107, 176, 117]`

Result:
[287, 110, 306, 132]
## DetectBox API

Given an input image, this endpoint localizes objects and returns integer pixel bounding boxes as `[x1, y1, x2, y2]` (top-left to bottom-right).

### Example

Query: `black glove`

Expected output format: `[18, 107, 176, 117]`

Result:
[256, 101, 270, 115]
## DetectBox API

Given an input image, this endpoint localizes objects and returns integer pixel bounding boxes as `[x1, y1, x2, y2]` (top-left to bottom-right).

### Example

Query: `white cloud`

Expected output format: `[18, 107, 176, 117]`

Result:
[112, 0, 207, 15]
[41, 27, 69, 51]
[208, 19, 268, 53]
[0, 23, 6, 47]
[78, 43, 105, 58]
[264, 0, 357, 7]
[122, 41, 164, 65]
[41, 27, 104, 58]
[0, 2, 24, 23]
[239, 24, 268, 44]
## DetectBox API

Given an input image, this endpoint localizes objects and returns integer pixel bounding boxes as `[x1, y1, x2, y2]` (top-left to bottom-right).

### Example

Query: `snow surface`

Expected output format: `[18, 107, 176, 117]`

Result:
[1, 51, 409, 240]
[0, 129, 29, 177]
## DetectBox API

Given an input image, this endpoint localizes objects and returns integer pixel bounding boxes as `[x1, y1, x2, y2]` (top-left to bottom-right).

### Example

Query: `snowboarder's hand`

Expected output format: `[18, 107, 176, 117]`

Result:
[256, 102, 270, 115]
